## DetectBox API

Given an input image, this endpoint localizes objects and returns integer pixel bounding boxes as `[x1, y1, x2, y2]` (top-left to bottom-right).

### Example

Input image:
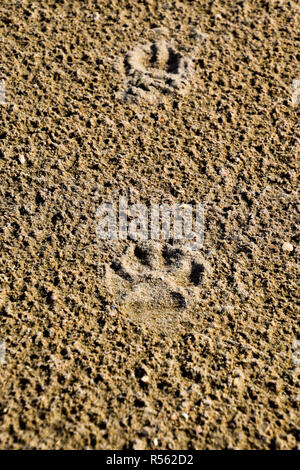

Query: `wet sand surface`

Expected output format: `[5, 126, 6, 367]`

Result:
[0, 0, 299, 449]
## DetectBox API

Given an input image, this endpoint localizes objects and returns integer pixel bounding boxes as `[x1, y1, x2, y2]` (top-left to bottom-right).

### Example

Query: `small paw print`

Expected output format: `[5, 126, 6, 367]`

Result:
[103, 241, 210, 332]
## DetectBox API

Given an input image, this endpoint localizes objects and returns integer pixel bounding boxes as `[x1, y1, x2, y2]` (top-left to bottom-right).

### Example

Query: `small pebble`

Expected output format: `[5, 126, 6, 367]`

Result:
[182, 413, 188, 420]
[153, 438, 158, 446]
[18, 155, 25, 164]
[282, 242, 293, 252]
[48, 292, 57, 303]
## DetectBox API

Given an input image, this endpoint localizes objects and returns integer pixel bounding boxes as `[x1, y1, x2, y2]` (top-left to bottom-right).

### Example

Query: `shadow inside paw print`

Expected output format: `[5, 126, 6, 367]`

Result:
[121, 40, 195, 103]
[103, 241, 210, 332]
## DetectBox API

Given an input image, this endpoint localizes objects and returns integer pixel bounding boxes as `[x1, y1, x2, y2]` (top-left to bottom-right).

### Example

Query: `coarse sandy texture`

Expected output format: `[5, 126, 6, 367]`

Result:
[0, 0, 299, 450]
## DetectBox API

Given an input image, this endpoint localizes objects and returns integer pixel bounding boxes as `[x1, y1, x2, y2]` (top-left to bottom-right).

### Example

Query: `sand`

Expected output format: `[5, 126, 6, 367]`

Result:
[0, 0, 299, 450]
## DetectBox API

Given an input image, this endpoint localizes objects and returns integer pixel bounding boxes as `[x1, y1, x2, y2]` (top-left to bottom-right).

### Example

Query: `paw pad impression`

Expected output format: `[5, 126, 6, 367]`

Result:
[103, 241, 210, 332]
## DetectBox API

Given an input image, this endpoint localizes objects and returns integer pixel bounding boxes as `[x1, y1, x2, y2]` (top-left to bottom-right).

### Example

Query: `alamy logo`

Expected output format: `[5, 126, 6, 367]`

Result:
[0, 80, 5, 105]
[96, 196, 204, 248]
[292, 340, 300, 367]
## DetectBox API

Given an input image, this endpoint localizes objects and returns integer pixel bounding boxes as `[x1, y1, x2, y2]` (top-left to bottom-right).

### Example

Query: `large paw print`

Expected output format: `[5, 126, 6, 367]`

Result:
[119, 40, 195, 103]
[103, 241, 210, 332]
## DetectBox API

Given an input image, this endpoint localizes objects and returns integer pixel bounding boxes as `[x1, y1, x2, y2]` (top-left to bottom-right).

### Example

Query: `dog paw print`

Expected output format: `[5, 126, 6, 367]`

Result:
[103, 241, 210, 332]
[291, 80, 300, 105]
[118, 40, 195, 103]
